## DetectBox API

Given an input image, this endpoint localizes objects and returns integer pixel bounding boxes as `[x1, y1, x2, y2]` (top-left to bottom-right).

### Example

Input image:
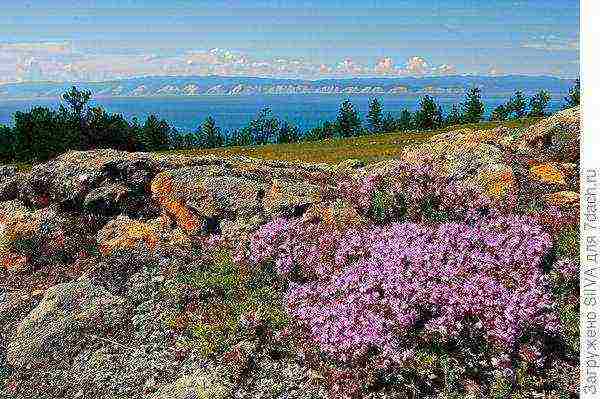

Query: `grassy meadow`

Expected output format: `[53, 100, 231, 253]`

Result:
[161, 117, 543, 164]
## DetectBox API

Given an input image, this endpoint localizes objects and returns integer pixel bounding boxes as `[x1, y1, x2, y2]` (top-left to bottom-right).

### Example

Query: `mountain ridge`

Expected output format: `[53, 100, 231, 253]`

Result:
[0, 75, 576, 100]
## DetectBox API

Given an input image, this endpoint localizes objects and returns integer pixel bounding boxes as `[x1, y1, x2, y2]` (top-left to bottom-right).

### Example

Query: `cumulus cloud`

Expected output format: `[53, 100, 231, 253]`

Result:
[0, 41, 462, 82]
[374, 57, 395, 75]
[488, 66, 502, 76]
[405, 56, 430, 75]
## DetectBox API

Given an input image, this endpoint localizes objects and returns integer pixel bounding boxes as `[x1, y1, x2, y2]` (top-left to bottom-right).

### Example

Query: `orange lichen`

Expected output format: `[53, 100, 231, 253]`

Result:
[543, 191, 579, 206]
[529, 163, 566, 185]
[483, 168, 515, 199]
[1, 252, 28, 272]
[99, 220, 159, 255]
[151, 172, 201, 234]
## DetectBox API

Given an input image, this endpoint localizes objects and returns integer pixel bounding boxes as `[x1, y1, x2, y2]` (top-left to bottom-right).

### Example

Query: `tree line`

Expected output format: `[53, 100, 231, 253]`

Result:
[0, 79, 580, 164]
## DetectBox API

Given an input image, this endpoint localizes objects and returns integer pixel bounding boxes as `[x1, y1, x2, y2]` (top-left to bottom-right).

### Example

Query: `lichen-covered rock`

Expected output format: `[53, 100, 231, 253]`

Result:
[0, 203, 93, 273]
[543, 191, 579, 207]
[514, 106, 580, 162]
[0, 165, 19, 202]
[18, 149, 161, 216]
[468, 163, 516, 200]
[98, 216, 161, 255]
[263, 178, 322, 217]
[6, 277, 128, 369]
[148, 366, 233, 399]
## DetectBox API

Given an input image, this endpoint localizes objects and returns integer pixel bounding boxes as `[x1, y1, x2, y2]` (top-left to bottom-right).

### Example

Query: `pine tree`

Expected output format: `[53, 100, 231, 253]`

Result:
[489, 104, 510, 121]
[462, 87, 485, 123]
[446, 104, 463, 126]
[247, 108, 280, 145]
[397, 109, 412, 131]
[0, 124, 14, 163]
[414, 96, 443, 130]
[276, 121, 301, 144]
[199, 116, 223, 148]
[528, 90, 552, 117]
[140, 114, 170, 151]
[507, 90, 527, 119]
[336, 100, 362, 137]
[564, 78, 580, 108]
[367, 98, 383, 133]
[61, 86, 92, 148]
[381, 112, 397, 133]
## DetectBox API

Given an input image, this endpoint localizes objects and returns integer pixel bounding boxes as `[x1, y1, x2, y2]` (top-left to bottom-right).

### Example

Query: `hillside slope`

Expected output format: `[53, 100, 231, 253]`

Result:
[0, 107, 579, 399]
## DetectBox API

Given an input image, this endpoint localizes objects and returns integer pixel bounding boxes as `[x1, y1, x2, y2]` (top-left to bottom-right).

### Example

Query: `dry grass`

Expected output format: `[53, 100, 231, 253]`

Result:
[163, 117, 543, 165]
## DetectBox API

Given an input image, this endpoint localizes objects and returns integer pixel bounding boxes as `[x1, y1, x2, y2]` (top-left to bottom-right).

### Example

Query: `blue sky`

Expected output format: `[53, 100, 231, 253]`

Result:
[0, 0, 579, 82]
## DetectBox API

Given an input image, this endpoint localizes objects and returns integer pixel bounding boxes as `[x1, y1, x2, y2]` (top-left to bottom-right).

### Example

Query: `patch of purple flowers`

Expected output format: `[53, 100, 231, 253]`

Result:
[250, 213, 560, 365]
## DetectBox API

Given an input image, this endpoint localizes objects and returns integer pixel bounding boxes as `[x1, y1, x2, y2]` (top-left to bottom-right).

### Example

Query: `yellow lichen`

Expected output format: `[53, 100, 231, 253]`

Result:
[529, 163, 566, 185]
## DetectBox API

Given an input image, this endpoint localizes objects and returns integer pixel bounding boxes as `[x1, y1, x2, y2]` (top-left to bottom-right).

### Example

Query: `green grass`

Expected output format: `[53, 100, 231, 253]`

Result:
[161, 117, 542, 165]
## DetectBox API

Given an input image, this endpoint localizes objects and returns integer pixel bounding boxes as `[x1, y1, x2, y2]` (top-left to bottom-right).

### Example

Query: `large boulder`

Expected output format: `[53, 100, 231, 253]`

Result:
[19, 150, 161, 217]
[6, 278, 128, 370]
[513, 106, 580, 162]
[263, 178, 322, 217]
[0, 202, 94, 274]
[151, 168, 265, 235]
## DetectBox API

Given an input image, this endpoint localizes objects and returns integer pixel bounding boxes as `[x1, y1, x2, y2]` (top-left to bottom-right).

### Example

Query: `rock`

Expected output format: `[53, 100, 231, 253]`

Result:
[542, 191, 579, 207]
[148, 366, 233, 399]
[469, 163, 516, 200]
[303, 200, 366, 229]
[0, 203, 89, 273]
[97, 216, 161, 255]
[6, 277, 128, 369]
[83, 183, 131, 216]
[263, 179, 322, 216]
[151, 168, 265, 234]
[443, 142, 504, 179]
[18, 149, 162, 216]
[515, 106, 580, 162]
[335, 158, 366, 170]
[0, 165, 19, 201]
[0, 201, 32, 272]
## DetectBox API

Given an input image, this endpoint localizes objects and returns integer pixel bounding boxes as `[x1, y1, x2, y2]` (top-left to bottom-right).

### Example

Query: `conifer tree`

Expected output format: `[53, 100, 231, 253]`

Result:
[336, 100, 362, 137]
[367, 98, 383, 133]
[462, 87, 485, 123]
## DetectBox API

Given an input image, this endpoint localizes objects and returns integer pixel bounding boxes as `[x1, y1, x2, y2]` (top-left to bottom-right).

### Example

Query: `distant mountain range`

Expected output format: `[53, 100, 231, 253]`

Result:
[0, 75, 576, 100]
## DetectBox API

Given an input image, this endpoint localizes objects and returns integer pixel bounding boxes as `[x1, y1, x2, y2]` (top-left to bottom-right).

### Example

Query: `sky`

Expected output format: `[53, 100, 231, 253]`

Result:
[0, 0, 580, 83]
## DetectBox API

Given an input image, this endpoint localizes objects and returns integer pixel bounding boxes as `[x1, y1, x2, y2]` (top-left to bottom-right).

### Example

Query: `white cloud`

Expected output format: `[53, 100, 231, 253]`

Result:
[432, 64, 457, 75]
[0, 41, 72, 55]
[522, 35, 579, 51]
[374, 57, 395, 75]
[405, 56, 430, 75]
[0, 41, 463, 82]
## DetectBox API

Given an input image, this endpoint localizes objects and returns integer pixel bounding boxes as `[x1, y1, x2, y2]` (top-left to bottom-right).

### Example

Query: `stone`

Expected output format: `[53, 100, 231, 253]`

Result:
[263, 179, 322, 216]
[97, 216, 161, 255]
[469, 163, 516, 200]
[542, 191, 579, 207]
[0, 165, 19, 201]
[148, 366, 233, 399]
[6, 277, 127, 369]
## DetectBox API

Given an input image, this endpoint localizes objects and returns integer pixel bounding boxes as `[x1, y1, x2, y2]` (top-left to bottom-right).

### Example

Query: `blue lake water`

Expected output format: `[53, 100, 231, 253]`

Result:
[0, 95, 565, 133]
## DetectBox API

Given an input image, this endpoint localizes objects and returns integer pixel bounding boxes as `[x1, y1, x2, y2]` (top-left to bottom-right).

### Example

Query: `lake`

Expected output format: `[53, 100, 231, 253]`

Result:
[0, 94, 565, 133]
